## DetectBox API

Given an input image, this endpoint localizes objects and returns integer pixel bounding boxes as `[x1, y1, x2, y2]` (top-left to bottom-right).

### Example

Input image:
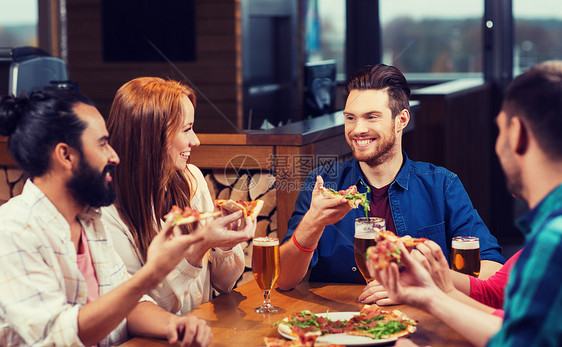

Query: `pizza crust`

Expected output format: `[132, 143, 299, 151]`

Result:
[215, 199, 264, 229]
[173, 211, 221, 226]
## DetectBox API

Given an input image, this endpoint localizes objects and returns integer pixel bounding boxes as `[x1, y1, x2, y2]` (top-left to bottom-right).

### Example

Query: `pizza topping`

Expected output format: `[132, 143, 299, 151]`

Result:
[275, 306, 417, 341]
[367, 240, 403, 270]
[215, 199, 264, 219]
[321, 185, 371, 218]
[165, 205, 220, 226]
[377, 230, 428, 250]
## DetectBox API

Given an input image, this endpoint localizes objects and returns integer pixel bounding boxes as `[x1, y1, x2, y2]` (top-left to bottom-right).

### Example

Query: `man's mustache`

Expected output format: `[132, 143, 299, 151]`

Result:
[103, 164, 116, 177]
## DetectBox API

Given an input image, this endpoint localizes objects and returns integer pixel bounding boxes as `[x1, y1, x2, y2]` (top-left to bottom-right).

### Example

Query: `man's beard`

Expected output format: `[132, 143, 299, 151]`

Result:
[501, 159, 524, 199]
[497, 141, 524, 199]
[348, 125, 397, 166]
[67, 156, 116, 208]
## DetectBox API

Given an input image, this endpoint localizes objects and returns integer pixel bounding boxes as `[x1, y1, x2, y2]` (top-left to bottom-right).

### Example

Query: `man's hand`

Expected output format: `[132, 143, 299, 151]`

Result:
[144, 213, 207, 281]
[306, 175, 352, 227]
[358, 280, 397, 305]
[167, 316, 212, 347]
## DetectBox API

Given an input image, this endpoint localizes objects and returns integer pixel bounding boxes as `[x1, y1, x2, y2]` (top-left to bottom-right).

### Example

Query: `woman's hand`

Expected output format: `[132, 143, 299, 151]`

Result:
[369, 242, 441, 310]
[167, 315, 212, 347]
[411, 241, 455, 294]
[183, 211, 256, 266]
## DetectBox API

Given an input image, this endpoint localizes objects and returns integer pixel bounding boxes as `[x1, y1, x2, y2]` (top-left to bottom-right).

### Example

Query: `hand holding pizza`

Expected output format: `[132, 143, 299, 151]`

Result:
[145, 209, 208, 278]
[307, 176, 353, 227]
[369, 241, 441, 311]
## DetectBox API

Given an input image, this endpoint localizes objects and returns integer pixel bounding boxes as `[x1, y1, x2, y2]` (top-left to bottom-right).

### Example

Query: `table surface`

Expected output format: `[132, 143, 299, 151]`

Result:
[120, 281, 471, 347]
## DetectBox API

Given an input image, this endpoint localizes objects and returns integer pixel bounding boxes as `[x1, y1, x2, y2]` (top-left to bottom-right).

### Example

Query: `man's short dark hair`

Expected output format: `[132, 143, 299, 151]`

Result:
[502, 60, 562, 159]
[0, 87, 93, 177]
[345, 64, 411, 118]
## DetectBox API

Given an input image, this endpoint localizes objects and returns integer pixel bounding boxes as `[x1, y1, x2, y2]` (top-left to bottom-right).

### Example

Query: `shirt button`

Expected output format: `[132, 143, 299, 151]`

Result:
[352, 267, 357, 272]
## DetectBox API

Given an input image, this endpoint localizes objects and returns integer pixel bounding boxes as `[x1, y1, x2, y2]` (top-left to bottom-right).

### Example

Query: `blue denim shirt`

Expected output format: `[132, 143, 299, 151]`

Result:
[283, 153, 504, 283]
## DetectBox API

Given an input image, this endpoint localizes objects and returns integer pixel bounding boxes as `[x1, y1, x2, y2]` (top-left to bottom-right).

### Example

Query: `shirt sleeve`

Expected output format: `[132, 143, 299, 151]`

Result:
[469, 250, 522, 308]
[209, 245, 245, 293]
[445, 175, 505, 264]
[488, 222, 562, 346]
[0, 222, 84, 346]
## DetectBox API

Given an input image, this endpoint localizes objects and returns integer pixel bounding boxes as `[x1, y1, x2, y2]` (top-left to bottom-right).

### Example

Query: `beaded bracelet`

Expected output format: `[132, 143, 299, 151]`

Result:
[292, 232, 317, 252]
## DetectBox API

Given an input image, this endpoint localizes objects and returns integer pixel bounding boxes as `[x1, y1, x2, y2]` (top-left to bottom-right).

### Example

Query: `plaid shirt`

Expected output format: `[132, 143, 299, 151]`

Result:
[488, 184, 562, 346]
[0, 180, 147, 346]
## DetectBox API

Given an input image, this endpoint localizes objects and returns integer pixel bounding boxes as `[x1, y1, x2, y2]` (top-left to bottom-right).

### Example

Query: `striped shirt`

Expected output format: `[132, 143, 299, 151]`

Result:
[488, 184, 562, 346]
[0, 180, 151, 346]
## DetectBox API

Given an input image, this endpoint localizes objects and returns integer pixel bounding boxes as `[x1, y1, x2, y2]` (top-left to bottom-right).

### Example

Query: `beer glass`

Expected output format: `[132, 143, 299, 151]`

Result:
[354, 217, 385, 282]
[252, 236, 280, 313]
[451, 236, 480, 277]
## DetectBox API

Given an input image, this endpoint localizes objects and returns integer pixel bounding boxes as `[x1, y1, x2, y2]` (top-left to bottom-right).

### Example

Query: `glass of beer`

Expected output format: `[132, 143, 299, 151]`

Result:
[354, 217, 385, 282]
[252, 236, 280, 313]
[451, 236, 480, 277]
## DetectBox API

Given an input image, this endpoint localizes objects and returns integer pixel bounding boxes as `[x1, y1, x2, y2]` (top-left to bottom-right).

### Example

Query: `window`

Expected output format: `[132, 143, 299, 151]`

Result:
[380, 0, 483, 79]
[513, 0, 562, 75]
[0, 0, 38, 47]
[304, 0, 346, 81]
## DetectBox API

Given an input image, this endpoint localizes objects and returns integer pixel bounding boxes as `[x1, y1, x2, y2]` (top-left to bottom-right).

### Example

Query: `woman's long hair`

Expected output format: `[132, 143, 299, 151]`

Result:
[107, 77, 197, 260]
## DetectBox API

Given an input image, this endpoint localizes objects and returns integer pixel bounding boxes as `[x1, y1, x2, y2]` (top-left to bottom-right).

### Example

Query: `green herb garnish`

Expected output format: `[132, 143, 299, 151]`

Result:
[328, 185, 371, 219]
[354, 320, 407, 339]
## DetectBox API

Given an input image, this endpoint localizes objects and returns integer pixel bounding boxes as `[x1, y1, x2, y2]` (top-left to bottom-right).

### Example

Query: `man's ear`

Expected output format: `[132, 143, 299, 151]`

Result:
[51, 143, 79, 171]
[395, 109, 410, 133]
[510, 116, 529, 155]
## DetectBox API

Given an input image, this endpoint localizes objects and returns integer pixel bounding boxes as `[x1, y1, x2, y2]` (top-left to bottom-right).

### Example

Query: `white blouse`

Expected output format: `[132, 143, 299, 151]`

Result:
[102, 164, 245, 314]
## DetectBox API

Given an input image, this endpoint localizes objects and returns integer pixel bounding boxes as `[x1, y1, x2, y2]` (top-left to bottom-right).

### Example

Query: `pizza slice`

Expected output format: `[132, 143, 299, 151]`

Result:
[367, 231, 427, 271]
[366, 240, 403, 271]
[347, 304, 417, 339]
[165, 205, 221, 226]
[320, 185, 370, 212]
[215, 199, 264, 219]
[377, 230, 428, 251]
[215, 199, 264, 229]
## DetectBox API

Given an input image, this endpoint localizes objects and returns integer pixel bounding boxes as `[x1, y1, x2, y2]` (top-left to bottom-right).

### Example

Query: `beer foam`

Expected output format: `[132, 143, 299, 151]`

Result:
[355, 232, 377, 240]
[452, 238, 479, 250]
[253, 237, 279, 246]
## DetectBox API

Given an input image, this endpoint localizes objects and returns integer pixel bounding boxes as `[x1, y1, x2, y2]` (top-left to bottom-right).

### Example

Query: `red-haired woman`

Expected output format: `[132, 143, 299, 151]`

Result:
[102, 77, 253, 314]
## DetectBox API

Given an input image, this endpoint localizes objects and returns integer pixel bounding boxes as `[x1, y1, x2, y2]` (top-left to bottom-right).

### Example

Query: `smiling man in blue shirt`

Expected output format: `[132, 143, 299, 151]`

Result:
[277, 64, 504, 296]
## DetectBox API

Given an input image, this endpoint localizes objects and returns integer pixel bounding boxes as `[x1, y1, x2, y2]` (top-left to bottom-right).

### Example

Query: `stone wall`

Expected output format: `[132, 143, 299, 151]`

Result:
[203, 169, 278, 286]
[0, 167, 26, 205]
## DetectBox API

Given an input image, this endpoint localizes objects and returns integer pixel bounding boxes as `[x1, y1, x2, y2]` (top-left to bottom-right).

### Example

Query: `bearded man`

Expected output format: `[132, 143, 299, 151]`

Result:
[277, 64, 504, 300]
[0, 87, 235, 346]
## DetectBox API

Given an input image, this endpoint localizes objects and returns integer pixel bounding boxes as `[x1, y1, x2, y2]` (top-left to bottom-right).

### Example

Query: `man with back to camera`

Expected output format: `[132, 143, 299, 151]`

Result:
[277, 64, 504, 301]
[371, 60, 562, 347]
[0, 87, 245, 346]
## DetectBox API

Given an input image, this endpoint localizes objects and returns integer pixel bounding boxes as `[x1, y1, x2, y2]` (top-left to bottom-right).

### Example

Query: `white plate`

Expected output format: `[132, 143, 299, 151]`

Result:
[277, 311, 399, 346]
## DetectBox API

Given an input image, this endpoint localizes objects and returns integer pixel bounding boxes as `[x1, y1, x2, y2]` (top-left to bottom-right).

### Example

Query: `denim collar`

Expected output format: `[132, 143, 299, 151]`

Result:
[350, 151, 410, 192]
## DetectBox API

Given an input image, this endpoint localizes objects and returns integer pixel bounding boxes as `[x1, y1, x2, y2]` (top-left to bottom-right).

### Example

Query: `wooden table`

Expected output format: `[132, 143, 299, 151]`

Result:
[120, 281, 471, 346]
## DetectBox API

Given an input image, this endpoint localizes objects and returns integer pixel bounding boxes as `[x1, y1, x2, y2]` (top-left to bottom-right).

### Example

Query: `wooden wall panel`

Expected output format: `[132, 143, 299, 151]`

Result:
[66, 0, 240, 133]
